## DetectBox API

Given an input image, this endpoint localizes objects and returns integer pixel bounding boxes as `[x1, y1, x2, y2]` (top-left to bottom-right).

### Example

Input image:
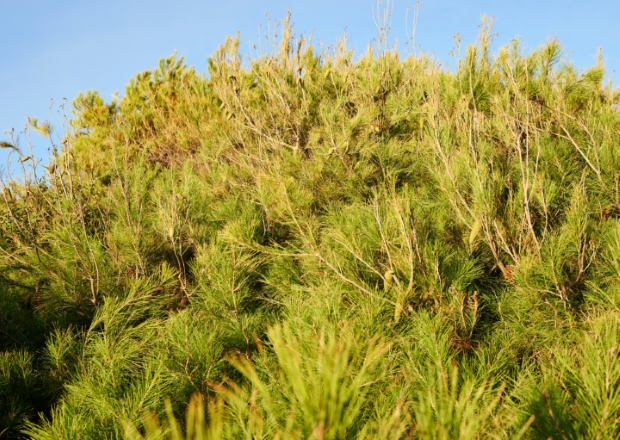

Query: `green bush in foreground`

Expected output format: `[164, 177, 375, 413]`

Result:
[2, 10, 620, 439]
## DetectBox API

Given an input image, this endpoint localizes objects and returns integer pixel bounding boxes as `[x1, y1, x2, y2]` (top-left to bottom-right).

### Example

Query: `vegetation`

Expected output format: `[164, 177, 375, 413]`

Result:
[2, 10, 620, 439]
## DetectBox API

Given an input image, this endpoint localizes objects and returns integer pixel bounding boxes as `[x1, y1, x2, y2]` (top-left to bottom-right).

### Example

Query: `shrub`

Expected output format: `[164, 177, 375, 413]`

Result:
[1, 9, 619, 439]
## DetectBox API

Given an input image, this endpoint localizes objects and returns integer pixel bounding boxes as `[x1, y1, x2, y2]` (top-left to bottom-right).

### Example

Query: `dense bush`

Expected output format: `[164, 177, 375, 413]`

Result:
[2, 11, 620, 439]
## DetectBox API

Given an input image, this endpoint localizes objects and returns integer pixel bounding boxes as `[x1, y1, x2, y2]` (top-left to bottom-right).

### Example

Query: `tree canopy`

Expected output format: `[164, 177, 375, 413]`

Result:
[2, 13, 620, 439]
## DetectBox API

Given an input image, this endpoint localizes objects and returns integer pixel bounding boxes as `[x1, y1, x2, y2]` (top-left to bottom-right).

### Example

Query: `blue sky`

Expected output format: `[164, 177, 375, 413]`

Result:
[1, 0, 618, 173]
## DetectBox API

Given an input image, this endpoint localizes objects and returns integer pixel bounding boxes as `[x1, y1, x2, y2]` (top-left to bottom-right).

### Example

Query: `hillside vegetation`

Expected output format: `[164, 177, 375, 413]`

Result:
[2, 13, 620, 439]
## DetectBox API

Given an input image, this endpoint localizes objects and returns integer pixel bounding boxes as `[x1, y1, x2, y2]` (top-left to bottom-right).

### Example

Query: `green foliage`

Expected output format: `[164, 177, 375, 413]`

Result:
[1, 10, 620, 439]
[0, 351, 38, 437]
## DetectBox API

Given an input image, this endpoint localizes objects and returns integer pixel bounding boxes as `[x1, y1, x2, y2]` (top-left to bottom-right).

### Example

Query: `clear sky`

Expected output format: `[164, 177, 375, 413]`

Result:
[1, 0, 618, 174]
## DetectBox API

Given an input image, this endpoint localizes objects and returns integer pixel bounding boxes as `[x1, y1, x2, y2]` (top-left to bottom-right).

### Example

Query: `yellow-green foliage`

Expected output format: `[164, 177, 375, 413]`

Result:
[1, 12, 620, 439]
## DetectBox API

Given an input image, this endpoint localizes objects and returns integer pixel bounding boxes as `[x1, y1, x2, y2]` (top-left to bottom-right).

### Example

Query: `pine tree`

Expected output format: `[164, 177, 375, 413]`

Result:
[0, 8, 619, 439]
